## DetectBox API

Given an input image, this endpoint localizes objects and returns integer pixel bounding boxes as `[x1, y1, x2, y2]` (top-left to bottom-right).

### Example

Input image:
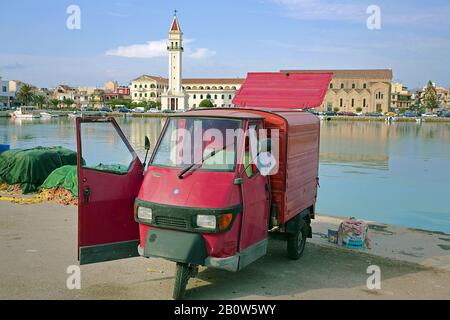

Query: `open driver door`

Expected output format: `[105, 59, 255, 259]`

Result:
[76, 117, 144, 265]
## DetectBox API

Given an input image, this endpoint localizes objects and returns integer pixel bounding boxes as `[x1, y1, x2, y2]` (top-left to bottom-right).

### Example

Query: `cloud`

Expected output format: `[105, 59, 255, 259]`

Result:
[105, 39, 167, 58]
[189, 48, 217, 59]
[106, 39, 216, 60]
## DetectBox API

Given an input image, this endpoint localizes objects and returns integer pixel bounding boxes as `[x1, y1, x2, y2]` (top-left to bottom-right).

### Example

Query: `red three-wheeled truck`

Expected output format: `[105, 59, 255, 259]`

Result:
[76, 72, 332, 299]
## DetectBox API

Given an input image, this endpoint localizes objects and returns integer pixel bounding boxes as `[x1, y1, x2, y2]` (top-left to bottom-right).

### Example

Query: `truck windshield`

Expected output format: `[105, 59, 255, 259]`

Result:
[152, 117, 242, 171]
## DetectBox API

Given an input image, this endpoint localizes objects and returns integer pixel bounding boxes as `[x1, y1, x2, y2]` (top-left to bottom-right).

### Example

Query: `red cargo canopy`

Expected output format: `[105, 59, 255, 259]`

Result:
[232, 72, 333, 109]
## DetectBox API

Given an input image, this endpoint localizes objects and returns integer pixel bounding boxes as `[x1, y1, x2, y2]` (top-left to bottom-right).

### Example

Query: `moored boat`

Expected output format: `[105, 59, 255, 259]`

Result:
[40, 112, 60, 118]
[13, 107, 41, 119]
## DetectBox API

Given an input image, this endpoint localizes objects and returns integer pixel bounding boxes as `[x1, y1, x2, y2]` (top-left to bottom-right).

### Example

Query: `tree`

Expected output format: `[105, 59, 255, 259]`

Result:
[333, 107, 340, 113]
[33, 95, 47, 108]
[422, 81, 438, 112]
[50, 99, 60, 109]
[63, 98, 75, 109]
[356, 107, 363, 113]
[15, 84, 35, 106]
[199, 99, 214, 108]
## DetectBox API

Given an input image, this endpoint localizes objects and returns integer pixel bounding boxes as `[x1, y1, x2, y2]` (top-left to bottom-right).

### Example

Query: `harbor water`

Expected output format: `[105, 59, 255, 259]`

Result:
[1, 117, 449, 233]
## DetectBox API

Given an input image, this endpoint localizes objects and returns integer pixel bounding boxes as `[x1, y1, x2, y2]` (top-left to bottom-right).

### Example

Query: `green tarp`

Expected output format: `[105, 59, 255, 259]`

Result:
[41, 165, 78, 196]
[0, 147, 78, 194]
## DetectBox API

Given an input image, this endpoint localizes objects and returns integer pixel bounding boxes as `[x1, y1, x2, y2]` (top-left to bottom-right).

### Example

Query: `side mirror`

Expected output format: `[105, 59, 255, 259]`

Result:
[144, 136, 151, 151]
[258, 139, 272, 153]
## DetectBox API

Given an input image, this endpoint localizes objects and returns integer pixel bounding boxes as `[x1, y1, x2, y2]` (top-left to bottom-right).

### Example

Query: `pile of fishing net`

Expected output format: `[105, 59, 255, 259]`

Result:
[0, 146, 78, 194]
[40, 165, 78, 206]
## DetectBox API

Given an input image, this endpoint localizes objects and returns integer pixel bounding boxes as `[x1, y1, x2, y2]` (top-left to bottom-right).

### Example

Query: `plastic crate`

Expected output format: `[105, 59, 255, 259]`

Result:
[343, 238, 365, 249]
[0, 144, 10, 155]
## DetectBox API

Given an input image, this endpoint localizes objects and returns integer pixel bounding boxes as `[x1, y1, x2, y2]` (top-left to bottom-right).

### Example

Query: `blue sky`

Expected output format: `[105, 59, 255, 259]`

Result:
[0, 0, 449, 89]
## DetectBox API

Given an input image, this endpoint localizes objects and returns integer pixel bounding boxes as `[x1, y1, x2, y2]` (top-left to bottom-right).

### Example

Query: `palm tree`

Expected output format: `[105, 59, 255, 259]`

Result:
[33, 95, 47, 108]
[15, 84, 35, 106]
[63, 98, 75, 109]
[50, 99, 60, 109]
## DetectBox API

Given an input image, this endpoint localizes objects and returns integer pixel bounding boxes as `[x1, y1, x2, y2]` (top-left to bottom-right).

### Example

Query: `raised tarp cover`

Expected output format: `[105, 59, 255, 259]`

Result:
[232, 72, 333, 109]
[41, 165, 78, 197]
[0, 147, 78, 193]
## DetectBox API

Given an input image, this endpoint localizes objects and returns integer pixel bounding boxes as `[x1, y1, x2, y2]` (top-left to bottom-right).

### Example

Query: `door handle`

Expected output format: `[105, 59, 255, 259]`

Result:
[83, 187, 91, 205]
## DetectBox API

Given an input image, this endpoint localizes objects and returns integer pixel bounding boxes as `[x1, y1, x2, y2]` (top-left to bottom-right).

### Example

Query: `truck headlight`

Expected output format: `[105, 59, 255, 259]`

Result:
[196, 215, 216, 229]
[137, 207, 153, 221]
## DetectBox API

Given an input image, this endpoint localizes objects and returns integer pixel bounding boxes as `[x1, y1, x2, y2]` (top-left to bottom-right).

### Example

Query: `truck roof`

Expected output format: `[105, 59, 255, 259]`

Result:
[174, 108, 266, 120]
[232, 72, 333, 109]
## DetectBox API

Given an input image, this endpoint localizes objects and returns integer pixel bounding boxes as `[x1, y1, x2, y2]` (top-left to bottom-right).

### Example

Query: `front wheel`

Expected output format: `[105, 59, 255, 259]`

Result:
[173, 263, 197, 300]
[287, 224, 308, 260]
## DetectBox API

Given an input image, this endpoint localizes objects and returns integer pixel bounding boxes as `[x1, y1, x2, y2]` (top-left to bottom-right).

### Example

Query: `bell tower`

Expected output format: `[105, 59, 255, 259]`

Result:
[161, 11, 188, 111]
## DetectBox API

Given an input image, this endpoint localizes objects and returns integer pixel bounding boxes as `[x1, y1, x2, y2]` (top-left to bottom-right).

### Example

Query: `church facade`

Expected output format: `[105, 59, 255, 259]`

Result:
[131, 15, 392, 113]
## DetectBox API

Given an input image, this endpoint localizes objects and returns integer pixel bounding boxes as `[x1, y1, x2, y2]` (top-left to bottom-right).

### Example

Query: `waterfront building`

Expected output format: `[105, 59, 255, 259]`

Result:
[280, 69, 393, 113]
[104, 81, 119, 93]
[0, 77, 14, 107]
[104, 86, 131, 102]
[391, 83, 412, 111]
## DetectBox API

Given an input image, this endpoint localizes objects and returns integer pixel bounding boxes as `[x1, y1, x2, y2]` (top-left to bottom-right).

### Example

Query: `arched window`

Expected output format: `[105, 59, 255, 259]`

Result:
[340, 98, 343, 107]
[199, 86, 204, 90]
[206, 86, 210, 90]
[207, 94, 212, 99]
[151, 93, 156, 97]
[352, 99, 355, 107]
[330, 83, 333, 89]
[214, 94, 217, 99]
[221, 94, 225, 99]
[363, 83, 367, 89]
[200, 94, 203, 99]
[219, 86, 224, 90]
[229, 95, 232, 99]
[341, 83, 344, 89]
[232, 86, 237, 90]
[363, 98, 367, 107]
[193, 94, 196, 99]
[150, 84, 156, 89]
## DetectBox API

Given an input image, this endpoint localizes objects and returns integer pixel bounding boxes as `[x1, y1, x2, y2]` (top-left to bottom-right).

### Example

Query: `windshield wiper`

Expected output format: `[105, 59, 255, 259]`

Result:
[178, 144, 233, 179]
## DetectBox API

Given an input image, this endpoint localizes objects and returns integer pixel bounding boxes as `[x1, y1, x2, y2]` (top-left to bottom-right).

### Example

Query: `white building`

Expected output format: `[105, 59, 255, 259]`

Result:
[0, 77, 14, 107]
[130, 14, 244, 110]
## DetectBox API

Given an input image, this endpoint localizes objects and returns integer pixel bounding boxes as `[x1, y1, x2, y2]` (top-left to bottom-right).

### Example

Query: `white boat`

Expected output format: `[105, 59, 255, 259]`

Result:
[13, 107, 41, 119]
[40, 112, 59, 118]
[68, 111, 82, 118]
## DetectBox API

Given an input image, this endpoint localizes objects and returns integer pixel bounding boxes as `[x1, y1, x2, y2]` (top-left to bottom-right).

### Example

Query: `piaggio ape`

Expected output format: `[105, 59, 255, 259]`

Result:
[76, 72, 332, 299]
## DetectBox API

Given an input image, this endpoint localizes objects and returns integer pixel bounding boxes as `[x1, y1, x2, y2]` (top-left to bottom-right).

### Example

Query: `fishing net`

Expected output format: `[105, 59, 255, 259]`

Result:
[0, 147, 78, 194]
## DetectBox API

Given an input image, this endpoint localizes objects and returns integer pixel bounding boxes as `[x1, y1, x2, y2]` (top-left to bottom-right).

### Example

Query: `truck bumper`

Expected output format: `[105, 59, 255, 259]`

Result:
[142, 228, 208, 266]
[140, 228, 268, 272]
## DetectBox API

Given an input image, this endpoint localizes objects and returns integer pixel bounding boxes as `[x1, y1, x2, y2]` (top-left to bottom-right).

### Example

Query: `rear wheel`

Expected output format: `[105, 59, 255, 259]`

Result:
[287, 223, 308, 260]
[173, 263, 197, 300]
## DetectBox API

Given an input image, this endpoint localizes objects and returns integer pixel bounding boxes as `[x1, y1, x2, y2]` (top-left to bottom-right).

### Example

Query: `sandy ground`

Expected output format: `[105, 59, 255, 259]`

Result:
[0, 200, 449, 300]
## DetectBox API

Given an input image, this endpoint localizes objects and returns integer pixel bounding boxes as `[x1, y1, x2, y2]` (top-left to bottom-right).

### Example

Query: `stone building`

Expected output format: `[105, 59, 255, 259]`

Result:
[280, 69, 393, 113]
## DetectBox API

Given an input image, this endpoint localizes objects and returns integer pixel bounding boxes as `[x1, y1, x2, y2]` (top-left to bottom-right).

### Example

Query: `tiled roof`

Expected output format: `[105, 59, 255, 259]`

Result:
[183, 78, 245, 85]
[131, 75, 168, 83]
[280, 69, 393, 80]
